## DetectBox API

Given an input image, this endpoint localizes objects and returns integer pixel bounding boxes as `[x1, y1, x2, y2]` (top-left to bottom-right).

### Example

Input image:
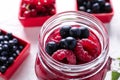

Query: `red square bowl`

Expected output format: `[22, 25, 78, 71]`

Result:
[18, 0, 56, 27]
[76, 0, 114, 23]
[0, 29, 30, 80]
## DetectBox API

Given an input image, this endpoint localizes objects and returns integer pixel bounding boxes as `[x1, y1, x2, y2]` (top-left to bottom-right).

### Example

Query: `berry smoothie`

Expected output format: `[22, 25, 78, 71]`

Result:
[35, 11, 110, 80]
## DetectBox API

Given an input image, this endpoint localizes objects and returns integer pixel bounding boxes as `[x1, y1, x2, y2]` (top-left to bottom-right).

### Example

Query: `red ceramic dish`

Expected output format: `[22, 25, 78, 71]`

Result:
[76, 0, 114, 23]
[18, 0, 56, 27]
[0, 29, 30, 80]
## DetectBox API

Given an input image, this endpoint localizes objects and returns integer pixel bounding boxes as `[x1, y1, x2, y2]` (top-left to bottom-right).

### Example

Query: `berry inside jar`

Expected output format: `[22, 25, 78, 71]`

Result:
[77, 0, 112, 13]
[45, 25, 101, 65]
[21, 0, 56, 18]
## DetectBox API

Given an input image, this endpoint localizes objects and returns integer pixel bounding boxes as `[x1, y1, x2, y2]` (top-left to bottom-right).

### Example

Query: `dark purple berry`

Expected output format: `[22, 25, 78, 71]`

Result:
[92, 3, 100, 13]
[9, 40, 14, 46]
[6, 33, 13, 39]
[7, 57, 14, 65]
[69, 27, 81, 38]
[0, 56, 7, 63]
[12, 46, 18, 51]
[86, 9, 92, 13]
[0, 47, 3, 52]
[59, 39, 68, 49]
[86, 1, 92, 9]
[12, 38, 18, 45]
[60, 26, 71, 38]
[77, 0, 84, 6]
[79, 27, 89, 39]
[104, 2, 112, 12]
[12, 53, 18, 58]
[78, 6, 86, 12]
[0, 66, 7, 73]
[4, 35, 9, 41]
[15, 50, 20, 55]
[0, 35, 4, 41]
[2, 44, 9, 51]
[65, 37, 76, 50]
[19, 45, 24, 51]
[97, 0, 105, 6]
[1, 51, 8, 56]
[46, 41, 58, 55]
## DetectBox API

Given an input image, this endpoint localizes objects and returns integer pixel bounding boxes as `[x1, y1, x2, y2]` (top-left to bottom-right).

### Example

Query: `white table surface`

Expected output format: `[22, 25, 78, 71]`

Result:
[0, 0, 120, 80]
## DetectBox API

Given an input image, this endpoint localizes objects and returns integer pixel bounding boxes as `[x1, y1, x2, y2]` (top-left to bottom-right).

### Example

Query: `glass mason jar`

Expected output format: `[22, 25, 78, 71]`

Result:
[35, 11, 110, 80]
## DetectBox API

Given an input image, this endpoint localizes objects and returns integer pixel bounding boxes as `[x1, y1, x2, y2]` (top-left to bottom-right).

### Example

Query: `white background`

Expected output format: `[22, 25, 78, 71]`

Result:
[0, 0, 120, 80]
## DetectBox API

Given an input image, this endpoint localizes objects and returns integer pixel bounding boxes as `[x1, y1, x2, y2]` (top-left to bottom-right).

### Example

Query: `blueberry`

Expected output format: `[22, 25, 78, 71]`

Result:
[9, 40, 14, 46]
[12, 45, 18, 51]
[86, 1, 92, 9]
[97, 0, 105, 6]
[77, 0, 84, 5]
[79, 27, 89, 39]
[4, 35, 9, 41]
[65, 37, 76, 49]
[6, 33, 13, 39]
[7, 57, 14, 65]
[46, 41, 58, 55]
[59, 39, 68, 49]
[0, 46, 3, 52]
[0, 56, 7, 63]
[12, 53, 18, 58]
[2, 44, 9, 51]
[104, 2, 112, 12]
[92, 3, 100, 13]
[78, 6, 86, 12]
[60, 26, 71, 38]
[69, 27, 81, 38]
[0, 35, 4, 41]
[86, 9, 92, 13]
[19, 45, 24, 51]
[15, 50, 20, 55]
[1, 51, 8, 56]
[0, 66, 7, 73]
[12, 38, 18, 44]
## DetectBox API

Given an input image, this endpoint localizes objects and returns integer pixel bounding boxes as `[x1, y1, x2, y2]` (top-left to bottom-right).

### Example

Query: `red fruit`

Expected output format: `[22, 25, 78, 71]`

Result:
[31, 9, 37, 17]
[23, 10, 31, 18]
[52, 49, 76, 64]
[48, 29, 62, 43]
[74, 40, 93, 62]
[24, 0, 32, 4]
[50, 9, 56, 15]
[80, 39, 99, 58]
[40, 0, 55, 5]
[21, 3, 27, 12]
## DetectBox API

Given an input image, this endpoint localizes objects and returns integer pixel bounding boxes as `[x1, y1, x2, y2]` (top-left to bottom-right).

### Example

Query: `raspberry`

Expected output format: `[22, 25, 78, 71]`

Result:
[48, 30, 62, 43]
[74, 41, 93, 62]
[80, 39, 99, 58]
[52, 49, 76, 64]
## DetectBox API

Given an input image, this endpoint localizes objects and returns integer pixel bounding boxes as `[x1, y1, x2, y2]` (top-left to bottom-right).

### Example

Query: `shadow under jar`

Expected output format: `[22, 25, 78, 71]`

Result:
[35, 11, 110, 80]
